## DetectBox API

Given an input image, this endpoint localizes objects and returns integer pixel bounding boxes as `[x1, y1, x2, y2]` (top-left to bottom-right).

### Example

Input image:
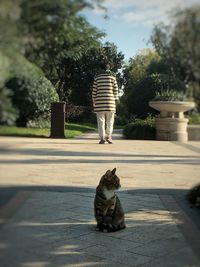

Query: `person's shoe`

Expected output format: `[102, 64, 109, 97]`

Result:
[99, 139, 106, 144]
[106, 137, 113, 144]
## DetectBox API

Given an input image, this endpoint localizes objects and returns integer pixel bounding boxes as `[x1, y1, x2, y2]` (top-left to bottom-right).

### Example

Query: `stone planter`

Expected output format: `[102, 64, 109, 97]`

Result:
[149, 101, 195, 141]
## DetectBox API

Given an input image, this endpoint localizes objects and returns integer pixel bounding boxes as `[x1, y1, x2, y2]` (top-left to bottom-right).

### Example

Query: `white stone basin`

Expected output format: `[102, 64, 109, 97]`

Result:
[149, 101, 195, 113]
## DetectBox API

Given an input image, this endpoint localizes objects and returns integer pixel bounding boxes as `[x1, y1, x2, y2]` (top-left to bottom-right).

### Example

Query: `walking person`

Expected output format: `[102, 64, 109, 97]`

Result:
[92, 63, 119, 144]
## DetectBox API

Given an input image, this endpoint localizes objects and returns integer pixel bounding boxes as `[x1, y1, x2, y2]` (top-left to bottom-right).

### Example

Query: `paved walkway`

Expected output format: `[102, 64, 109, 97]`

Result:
[0, 131, 200, 266]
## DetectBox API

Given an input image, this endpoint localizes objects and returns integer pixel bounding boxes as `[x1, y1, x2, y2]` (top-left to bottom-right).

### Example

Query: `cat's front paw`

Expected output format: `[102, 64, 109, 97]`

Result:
[107, 224, 126, 232]
[96, 223, 107, 232]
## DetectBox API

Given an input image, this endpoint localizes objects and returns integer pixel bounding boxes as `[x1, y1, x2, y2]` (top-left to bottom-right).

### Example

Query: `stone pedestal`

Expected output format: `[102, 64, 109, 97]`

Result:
[149, 101, 195, 142]
[155, 117, 189, 141]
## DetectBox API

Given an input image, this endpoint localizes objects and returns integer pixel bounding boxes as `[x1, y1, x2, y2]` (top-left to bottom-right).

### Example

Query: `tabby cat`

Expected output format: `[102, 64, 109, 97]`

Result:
[187, 184, 200, 208]
[94, 168, 126, 232]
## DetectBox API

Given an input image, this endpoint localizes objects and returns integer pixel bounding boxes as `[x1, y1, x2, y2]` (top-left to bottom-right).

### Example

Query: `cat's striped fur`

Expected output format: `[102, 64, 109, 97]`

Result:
[94, 168, 126, 232]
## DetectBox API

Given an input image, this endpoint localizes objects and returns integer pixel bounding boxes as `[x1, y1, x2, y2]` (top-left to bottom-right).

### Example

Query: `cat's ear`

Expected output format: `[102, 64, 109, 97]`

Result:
[111, 168, 116, 175]
[105, 170, 112, 176]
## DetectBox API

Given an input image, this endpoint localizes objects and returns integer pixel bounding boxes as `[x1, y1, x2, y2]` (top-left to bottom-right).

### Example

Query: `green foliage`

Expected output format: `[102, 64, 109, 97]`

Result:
[0, 123, 96, 138]
[123, 49, 161, 95]
[6, 56, 58, 126]
[150, 6, 200, 109]
[0, 0, 22, 54]
[65, 122, 96, 133]
[20, 0, 106, 100]
[126, 74, 186, 118]
[0, 51, 12, 87]
[147, 59, 170, 76]
[0, 87, 18, 125]
[0, 126, 50, 138]
[115, 96, 132, 125]
[121, 49, 180, 119]
[0, 51, 18, 125]
[188, 112, 200, 124]
[114, 114, 130, 126]
[152, 89, 188, 101]
[68, 42, 124, 106]
[0, 1, 60, 126]
[27, 115, 51, 129]
[0, 51, 59, 126]
[123, 116, 156, 140]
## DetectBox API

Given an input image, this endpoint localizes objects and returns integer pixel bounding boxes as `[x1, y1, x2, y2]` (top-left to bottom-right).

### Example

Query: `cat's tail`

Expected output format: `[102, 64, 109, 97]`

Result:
[110, 225, 126, 232]
[95, 223, 126, 233]
[107, 224, 126, 232]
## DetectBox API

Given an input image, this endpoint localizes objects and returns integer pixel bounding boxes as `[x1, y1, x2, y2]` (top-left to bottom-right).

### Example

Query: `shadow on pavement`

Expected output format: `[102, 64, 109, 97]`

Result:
[0, 185, 199, 229]
[1, 148, 200, 165]
[0, 185, 200, 267]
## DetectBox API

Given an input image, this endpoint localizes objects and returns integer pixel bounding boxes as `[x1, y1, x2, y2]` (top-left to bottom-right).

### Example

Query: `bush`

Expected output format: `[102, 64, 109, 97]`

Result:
[0, 87, 18, 125]
[26, 115, 51, 128]
[0, 52, 19, 125]
[115, 96, 132, 126]
[126, 73, 186, 118]
[152, 89, 188, 101]
[115, 115, 130, 126]
[0, 52, 59, 126]
[123, 116, 156, 140]
[6, 57, 59, 126]
[188, 112, 200, 124]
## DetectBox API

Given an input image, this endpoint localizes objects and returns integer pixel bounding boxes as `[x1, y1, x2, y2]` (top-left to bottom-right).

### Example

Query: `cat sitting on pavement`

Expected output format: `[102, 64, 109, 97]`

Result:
[187, 184, 200, 208]
[94, 168, 126, 232]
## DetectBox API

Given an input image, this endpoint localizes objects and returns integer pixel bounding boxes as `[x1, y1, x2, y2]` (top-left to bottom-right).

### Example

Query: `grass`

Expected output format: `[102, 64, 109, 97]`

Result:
[0, 123, 96, 138]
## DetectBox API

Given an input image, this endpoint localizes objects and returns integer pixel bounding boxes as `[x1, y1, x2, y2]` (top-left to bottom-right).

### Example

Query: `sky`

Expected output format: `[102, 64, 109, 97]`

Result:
[82, 0, 200, 61]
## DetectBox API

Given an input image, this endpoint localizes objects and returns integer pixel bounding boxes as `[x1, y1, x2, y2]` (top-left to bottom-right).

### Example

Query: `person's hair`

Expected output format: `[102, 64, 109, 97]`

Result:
[100, 62, 111, 71]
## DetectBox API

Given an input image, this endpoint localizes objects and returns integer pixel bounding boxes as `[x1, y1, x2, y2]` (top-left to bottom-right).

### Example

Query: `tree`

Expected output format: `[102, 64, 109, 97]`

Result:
[126, 74, 186, 118]
[0, 86, 18, 125]
[6, 55, 58, 126]
[67, 42, 124, 107]
[123, 49, 162, 95]
[150, 6, 200, 109]
[0, 0, 59, 126]
[121, 49, 166, 119]
[0, 0, 23, 54]
[120, 49, 185, 119]
[20, 0, 106, 100]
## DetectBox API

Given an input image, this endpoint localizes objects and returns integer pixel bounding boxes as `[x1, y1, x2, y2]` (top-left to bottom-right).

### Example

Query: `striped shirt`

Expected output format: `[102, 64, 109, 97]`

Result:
[92, 72, 119, 113]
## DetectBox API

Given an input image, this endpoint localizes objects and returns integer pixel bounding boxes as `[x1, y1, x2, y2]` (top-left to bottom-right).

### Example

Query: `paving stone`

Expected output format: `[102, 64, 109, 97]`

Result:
[90, 261, 131, 267]
[120, 223, 181, 244]
[120, 228, 166, 243]
[0, 176, 200, 267]
[139, 246, 200, 267]
[48, 253, 105, 267]
[130, 236, 188, 257]
[77, 232, 141, 250]
[0, 247, 51, 267]
[83, 244, 153, 266]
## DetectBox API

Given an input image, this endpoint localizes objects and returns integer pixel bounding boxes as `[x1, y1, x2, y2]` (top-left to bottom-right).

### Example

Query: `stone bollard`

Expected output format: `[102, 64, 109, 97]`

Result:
[50, 102, 66, 138]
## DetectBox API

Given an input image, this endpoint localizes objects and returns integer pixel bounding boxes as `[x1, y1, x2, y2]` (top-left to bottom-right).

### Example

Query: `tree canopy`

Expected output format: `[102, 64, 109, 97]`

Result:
[121, 48, 186, 119]
[2, 1, 199, 126]
[0, 0, 59, 125]
[20, 0, 106, 100]
[123, 49, 161, 95]
[67, 42, 124, 106]
[151, 6, 200, 108]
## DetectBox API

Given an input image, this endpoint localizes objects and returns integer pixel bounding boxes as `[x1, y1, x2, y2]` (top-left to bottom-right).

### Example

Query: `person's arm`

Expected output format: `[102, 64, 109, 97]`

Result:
[92, 78, 97, 107]
[113, 77, 119, 101]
